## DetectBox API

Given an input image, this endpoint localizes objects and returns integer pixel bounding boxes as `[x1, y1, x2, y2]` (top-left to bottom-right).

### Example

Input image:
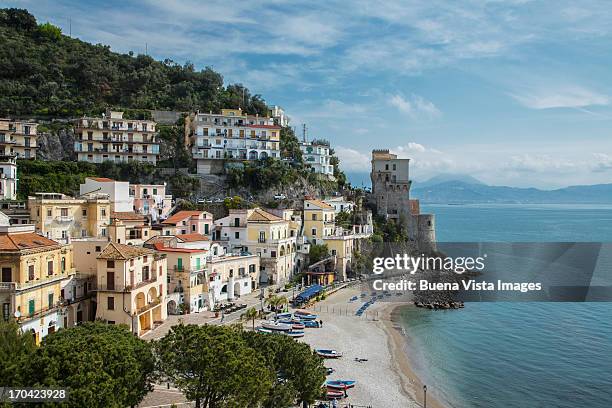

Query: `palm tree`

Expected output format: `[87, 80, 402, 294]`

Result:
[275, 296, 288, 313]
[244, 307, 258, 330]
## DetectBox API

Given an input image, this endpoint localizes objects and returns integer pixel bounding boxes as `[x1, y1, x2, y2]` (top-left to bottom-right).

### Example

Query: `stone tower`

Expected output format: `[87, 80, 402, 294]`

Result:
[370, 149, 436, 252]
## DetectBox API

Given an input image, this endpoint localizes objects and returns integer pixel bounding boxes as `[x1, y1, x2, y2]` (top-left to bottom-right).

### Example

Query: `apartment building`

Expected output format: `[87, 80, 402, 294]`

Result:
[28, 193, 111, 242]
[300, 140, 334, 178]
[0, 154, 18, 200]
[207, 252, 260, 304]
[324, 197, 355, 214]
[269, 105, 290, 127]
[95, 242, 167, 336]
[190, 109, 281, 174]
[303, 199, 336, 245]
[161, 210, 213, 236]
[0, 119, 37, 159]
[130, 183, 172, 221]
[151, 242, 208, 314]
[74, 110, 159, 164]
[214, 208, 297, 285]
[0, 220, 75, 344]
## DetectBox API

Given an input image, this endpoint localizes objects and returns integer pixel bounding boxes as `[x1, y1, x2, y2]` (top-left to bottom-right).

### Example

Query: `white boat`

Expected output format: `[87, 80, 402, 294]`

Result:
[261, 321, 293, 331]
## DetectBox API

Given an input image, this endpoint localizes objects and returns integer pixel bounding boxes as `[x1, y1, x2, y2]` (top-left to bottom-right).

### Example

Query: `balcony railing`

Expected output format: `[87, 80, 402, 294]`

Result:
[136, 297, 161, 315]
[0, 274, 69, 292]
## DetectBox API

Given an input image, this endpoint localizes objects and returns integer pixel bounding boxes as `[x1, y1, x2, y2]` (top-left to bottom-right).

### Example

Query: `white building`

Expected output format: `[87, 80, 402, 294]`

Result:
[269, 105, 290, 127]
[0, 154, 18, 200]
[79, 177, 133, 212]
[324, 197, 355, 214]
[190, 109, 282, 175]
[300, 141, 334, 178]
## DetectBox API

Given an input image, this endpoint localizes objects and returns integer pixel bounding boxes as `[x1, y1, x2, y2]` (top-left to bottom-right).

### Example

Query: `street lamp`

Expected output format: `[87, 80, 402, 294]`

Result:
[423, 385, 427, 408]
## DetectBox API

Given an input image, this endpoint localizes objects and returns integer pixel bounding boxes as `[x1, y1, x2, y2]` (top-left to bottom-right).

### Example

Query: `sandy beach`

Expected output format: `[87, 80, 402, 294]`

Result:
[289, 285, 447, 408]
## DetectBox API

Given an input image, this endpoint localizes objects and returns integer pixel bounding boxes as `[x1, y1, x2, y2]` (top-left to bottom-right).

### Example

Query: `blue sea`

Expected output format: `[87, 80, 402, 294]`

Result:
[400, 204, 612, 408]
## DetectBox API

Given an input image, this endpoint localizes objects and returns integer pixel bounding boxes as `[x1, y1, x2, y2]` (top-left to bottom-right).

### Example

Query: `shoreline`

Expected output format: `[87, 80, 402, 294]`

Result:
[379, 303, 448, 408]
[296, 286, 447, 408]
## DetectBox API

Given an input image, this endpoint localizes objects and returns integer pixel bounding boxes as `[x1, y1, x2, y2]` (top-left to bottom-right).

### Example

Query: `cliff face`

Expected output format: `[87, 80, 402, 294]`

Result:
[37, 128, 76, 161]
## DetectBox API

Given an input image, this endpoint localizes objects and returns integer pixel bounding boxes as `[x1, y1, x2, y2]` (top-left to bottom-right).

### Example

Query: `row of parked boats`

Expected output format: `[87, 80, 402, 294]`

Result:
[256, 309, 321, 338]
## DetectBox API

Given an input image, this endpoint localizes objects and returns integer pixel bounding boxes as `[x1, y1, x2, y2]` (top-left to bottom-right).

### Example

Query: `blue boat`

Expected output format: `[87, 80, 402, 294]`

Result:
[276, 312, 293, 319]
[283, 330, 305, 338]
[326, 380, 356, 389]
[316, 349, 343, 358]
[301, 320, 320, 328]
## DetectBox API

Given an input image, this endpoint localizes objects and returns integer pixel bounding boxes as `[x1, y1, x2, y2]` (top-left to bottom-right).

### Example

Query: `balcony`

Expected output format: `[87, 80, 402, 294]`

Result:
[0, 274, 70, 292]
[136, 297, 161, 315]
[56, 215, 75, 223]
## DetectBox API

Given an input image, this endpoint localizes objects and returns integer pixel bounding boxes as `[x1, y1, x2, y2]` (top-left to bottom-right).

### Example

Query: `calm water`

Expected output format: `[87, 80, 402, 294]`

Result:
[400, 204, 612, 408]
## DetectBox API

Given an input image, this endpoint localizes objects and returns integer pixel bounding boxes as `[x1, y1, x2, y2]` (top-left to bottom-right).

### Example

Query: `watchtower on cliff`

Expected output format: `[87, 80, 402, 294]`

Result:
[370, 149, 436, 252]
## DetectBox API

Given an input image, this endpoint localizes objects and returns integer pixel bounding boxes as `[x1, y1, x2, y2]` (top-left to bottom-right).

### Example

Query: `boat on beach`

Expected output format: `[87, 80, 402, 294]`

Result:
[278, 320, 305, 330]
[316, 349, 343, 358]
[301, 320, 321, 328]
[326, 380, 356, 389]
[261, 321, 293, 331]
[325, 389, 345, 399]
[256, 327, 273, 334]
[283, 330, 305, 338]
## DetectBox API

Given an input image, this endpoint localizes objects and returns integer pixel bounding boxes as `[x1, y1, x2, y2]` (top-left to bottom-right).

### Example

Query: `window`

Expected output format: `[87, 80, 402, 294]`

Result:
[143, 256, 148, 263]
[95, 246, 101, 252]
[28, 265, 34, 281]
[82, 209, 87, 217]
[234, 217, 240, 227]
[259, 231, 266, 243]
[204, 224, 209, 234]
[48, 293, 54, 308]
[28, 299, 35, 316]
[107, 260, 115, 268]
[1, 267, 11, 283]
[47, 261, 53, 276]
[192, 224, 196, 232]
[312, 214, 317, 221]
[101, 228, 107, 237]
[311, 228, 317, 236]
[61, 257, 66, 272]
[61, 208, 68, 217]
[143, 266, 150, 281]
[107, 297, 115, 310]
[235, 231, 240, 239]
[393, 164, 396, 171]
[271, 251, 277, 258]
[331, 249, 337, 256]
[106, 272, 115, 290]
[47, 209, 52, 217]
[101, 208, 107, 217]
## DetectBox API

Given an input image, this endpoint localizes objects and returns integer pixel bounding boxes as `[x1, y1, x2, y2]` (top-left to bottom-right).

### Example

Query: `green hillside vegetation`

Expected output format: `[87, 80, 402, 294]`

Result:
[0, 8, 268, 117]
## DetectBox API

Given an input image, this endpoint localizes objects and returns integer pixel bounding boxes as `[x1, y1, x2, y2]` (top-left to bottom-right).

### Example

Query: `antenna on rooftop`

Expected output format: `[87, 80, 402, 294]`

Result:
[145, 42, 148, 55]
[68, 17, 72, 37]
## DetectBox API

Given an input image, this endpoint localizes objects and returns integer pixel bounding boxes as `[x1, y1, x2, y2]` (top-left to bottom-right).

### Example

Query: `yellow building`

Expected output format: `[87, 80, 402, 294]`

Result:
[95, 242, 167, 337]
[323, 234, 355, 281]
[109, 211, 156, 246]
[303, 199, 336, 245]
[0, 118, 38, 159]
[74, 110, 159, 164]
[0, 222, 75, 344]
[28, 193, 111, 242]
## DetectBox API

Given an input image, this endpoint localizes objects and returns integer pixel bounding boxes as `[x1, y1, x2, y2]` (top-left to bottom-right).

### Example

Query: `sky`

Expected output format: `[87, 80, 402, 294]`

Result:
[8, 0, 612, 188]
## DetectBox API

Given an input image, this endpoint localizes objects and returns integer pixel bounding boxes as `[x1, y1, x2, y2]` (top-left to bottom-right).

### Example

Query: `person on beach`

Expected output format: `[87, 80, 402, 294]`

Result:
[320, 319, 324, 327]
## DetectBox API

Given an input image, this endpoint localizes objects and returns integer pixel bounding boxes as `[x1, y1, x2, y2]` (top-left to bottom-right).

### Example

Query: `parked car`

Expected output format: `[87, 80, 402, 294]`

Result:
[274, 194, 286, 200]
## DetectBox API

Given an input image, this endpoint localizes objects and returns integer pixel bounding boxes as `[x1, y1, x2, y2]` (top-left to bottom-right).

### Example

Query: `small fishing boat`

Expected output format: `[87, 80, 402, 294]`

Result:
[325, 389, 345, 399]
[261, 321, 292, 331]
[276, 312, 293, 319]
[316, 349, 343, 358]
[283, 330, 305, 338]
[294, 309, 317, 320]
[277, 319, 305, 330]
[326, 380, 356, 389]
[301, 320, 320, 328]
[256, 327, 274, 334]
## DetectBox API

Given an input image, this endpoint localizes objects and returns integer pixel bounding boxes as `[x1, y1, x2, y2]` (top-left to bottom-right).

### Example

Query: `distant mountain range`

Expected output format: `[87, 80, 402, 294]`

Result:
[412, 177, 612, 204]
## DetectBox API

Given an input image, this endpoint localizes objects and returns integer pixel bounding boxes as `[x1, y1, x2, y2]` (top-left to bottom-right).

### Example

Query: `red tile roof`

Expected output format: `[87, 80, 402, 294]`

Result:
[162, 211, 206, 225]
[153, 242, 206, 253]
[0, 232, 60, 251]
[111, 211, 146, 221]
[176, 233, 209, 242]
[90, 177, 114, 182]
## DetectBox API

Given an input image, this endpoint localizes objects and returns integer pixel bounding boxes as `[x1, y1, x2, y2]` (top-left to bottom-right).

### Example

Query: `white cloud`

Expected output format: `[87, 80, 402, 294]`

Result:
[510, 86, 609, 109]
[502, 154, 579, 173]
[389, 94, 441, 118]
[592, 153, 612, 172]
[334, 146, 370, 171]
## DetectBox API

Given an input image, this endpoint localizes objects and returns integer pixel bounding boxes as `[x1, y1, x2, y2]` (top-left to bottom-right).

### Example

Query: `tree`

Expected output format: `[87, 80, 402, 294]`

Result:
[244, 307, 258, 330]
[0, 320, 35, 386]
[25, 322, 155, 407]
[155, 324, 273, 408]
[308, 244, 329, 265]
[241, 331, 326, 408]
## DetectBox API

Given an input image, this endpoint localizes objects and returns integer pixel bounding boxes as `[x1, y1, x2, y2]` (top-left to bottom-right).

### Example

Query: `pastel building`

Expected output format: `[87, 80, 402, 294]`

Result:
[74, 110, 159, 164]
[300, 140, 334, 178]
[303, 199, 336, 245]
[109, 212, 155, 246]
[161, 211, 213, 236]
[207, 252, 260, 304]
[0, 118, 38, 159]
[323, 197, 355, 214]
[28, 193, 111, 242]
[151, 242, 208, 314]
[190, 109, 281, 174]
[95, 242, 167, 337]
[0, 154, 18, 200]
[130, 183, 172, 221]
[214, 208, 297, 284]
[0, 219, 75, 344]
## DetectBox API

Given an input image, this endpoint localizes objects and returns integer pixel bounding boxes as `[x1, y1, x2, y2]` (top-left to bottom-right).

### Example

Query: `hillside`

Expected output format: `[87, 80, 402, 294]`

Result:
[0, 8, 267, 117]
[412, 180, 612, 204]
